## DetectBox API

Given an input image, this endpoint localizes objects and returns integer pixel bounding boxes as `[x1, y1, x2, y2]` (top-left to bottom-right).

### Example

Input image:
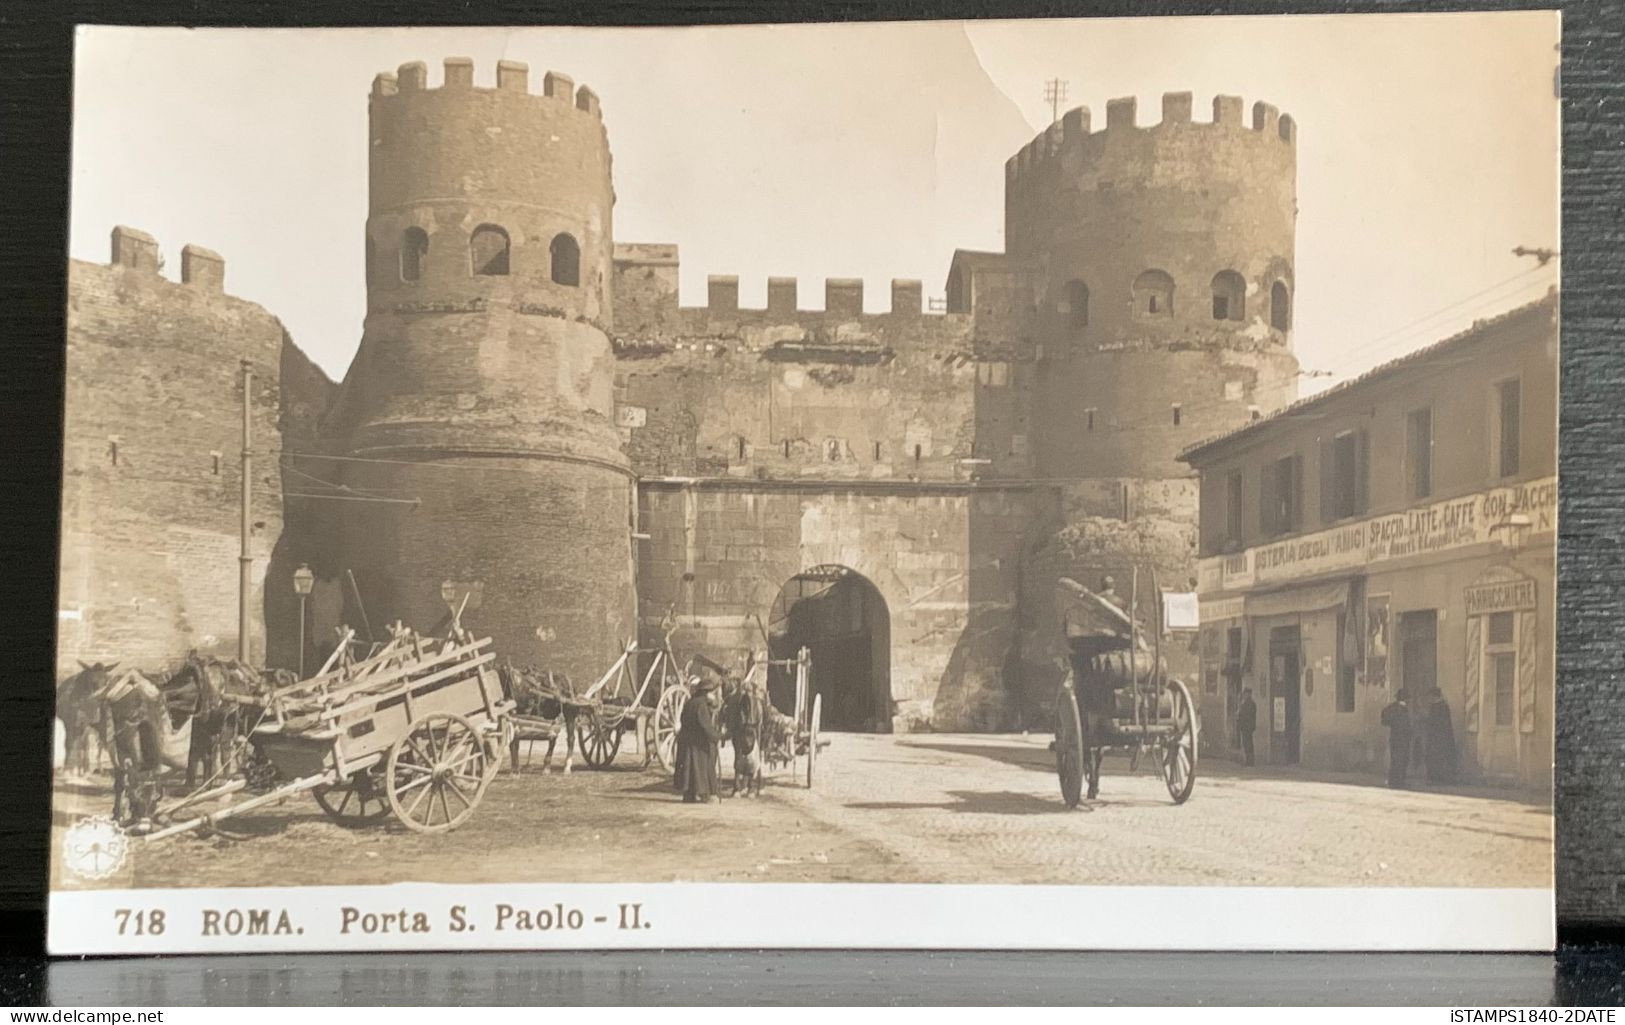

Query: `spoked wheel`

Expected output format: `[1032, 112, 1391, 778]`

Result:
[1053, 682, 1085, 809]
[1161, 679, 1198, 804]
[654, 685, 688, 772]
[386, 712, 490, 834]
[313, 767, 390, 827]
[578, 708, 623, 769]
[805, 692, 822, 789]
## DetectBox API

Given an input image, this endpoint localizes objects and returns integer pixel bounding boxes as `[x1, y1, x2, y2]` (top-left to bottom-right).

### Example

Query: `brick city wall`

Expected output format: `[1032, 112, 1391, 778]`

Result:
[637, 482, 1054, 731]
[59, 234, 331, 676]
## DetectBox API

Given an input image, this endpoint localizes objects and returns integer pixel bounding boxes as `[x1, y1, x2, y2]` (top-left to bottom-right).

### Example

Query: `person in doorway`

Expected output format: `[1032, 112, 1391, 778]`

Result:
[1380, 689, 1414, 788]
[726, 672, 765, 798]
[674, 676, 723, 804]
[1423, 687, 1459, 785]
[1235, 687, 1258, 767]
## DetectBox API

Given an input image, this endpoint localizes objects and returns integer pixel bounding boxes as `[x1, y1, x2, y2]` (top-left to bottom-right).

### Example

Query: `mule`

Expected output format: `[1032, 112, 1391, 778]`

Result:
[56, 661, 118, 778]
[96, 669, 187, 827]
[161, 653, 273, 788]
[498, 662, 581, 774]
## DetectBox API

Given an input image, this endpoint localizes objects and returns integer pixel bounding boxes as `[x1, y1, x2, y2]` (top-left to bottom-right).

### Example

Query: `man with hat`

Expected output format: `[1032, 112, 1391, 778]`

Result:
[675, 674, 723, 804]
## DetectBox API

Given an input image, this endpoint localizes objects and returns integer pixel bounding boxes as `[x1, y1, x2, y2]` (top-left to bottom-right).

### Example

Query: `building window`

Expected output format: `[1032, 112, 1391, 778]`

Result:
[1270, 281, 1291, 331]
[400, 227, 428, 282]
[1225, 469, 1244, 546]
[550, 233, 581, 286]
[1211, 271, 1245, 322]
[1061, 279, 1089, 331]
[1133, 270, 1175, 318]
[1496, 378, 1521, 477]
[1260, 453, 1301, 537]
[1171, 403, 1182, 426]
[1321, 429, 1369, 522]
[470, 224, 510, 276]
[1119, 483, 1133, 521]
[1085, 408, 1096, 432]
[1336, 612, 1356, 713]
[913, 444, 922, 462]
[1487, 611, 1516, 727]
[1406, 407, 1433, 500]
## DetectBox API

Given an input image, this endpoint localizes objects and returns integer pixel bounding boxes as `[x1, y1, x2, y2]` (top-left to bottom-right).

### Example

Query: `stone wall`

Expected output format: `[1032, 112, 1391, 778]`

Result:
[59, 232, 331, 675]
[637, 481, 1054, 731]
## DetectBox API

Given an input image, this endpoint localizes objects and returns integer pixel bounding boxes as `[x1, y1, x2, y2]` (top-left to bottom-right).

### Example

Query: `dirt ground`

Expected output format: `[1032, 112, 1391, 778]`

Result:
[51, 732, 1552, 891]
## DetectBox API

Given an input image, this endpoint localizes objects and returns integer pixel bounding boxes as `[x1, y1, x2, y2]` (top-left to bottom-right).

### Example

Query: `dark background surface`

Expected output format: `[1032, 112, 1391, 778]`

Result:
[1, 0, 1621, 1005]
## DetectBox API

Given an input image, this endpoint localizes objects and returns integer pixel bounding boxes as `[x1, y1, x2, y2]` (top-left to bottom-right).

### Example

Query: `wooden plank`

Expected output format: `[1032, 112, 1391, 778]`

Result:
[143, 775, 328, 842]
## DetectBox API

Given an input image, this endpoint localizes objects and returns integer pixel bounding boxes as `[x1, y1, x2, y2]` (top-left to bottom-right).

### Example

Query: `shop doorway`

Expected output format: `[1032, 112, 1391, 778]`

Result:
[1268, 625, 1302, 764]
[1398, 610, 1438, 703]
[768, 565, 892, 732]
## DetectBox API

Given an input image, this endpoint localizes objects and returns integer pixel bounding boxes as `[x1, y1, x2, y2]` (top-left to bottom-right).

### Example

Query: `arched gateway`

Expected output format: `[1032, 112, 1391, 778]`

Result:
[767, 565, 892, 733]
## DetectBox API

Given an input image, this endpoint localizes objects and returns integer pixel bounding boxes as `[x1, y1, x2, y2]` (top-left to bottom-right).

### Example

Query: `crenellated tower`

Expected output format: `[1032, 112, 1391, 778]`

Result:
[333, 58, 634, 683]
[1006, 92, 1301, 479]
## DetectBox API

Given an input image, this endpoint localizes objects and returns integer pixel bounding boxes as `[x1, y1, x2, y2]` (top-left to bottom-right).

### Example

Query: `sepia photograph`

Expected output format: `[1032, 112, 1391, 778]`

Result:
[49, 13, 1559, 953]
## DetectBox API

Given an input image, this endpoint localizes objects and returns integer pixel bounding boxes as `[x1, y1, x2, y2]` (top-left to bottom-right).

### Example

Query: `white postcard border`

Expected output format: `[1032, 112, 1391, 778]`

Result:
[48, 883, 1554, 955]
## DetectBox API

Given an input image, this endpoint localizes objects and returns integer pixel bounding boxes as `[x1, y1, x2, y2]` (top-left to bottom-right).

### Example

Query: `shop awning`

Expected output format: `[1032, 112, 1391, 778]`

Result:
[1243, 578, 1351, 618]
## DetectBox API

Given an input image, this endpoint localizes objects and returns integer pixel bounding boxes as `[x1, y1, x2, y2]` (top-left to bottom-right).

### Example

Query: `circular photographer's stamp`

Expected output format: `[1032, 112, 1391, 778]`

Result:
[63, 815, 130, 881]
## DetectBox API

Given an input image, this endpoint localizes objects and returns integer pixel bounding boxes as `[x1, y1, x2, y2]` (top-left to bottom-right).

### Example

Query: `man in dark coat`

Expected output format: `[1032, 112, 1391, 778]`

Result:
[1380, 689, 1413, 788]
[675, 677, 723, 804]
[1423, 687, 1459, 784]
[1235, 687, 1258, 767]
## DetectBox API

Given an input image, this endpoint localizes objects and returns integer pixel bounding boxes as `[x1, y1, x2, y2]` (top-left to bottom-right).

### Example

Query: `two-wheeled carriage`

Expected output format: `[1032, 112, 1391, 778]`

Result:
[654, 646, 824, 787]
[143, 621, 515, 839]
[1051, 572, 1198, 808]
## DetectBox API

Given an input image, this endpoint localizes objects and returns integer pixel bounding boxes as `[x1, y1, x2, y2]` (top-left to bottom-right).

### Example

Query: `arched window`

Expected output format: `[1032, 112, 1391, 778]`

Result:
[946, 269, 964, 313]
[470, 224, 510, 276]
[550, 233, 580, 287]
[1211, 271, 1245, 322]
[1062, 279, 1089, 331]
[1270, 281, 1292, 331]
[400, 227, 428, 282]
[1133, 270, 1175, 318]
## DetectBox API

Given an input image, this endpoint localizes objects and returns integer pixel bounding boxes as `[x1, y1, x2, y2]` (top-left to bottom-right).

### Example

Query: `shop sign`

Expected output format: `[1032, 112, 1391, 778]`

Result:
[1197, 476, 1556, 594]
[1464, 576, 1537, 616]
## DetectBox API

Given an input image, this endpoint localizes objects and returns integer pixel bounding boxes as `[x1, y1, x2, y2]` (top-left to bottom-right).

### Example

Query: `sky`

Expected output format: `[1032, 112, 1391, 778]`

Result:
[70, 14, 1560, 389]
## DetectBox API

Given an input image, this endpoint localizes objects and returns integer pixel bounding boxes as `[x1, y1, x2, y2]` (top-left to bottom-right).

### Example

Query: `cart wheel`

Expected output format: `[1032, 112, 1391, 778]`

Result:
[386, 712, 490, 834]
[654, 685, 688, 773]
[806, 692, 822, 789]
[313, 767, 390, 827]
[578, 708, 623, 769]
[1054, 682, 1085, 809]
[1162, 679, 1198, 805]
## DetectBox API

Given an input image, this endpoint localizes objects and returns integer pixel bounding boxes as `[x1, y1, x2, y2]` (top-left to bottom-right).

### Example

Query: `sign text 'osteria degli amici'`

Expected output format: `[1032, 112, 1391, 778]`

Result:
[1198, 477, 1557, 595]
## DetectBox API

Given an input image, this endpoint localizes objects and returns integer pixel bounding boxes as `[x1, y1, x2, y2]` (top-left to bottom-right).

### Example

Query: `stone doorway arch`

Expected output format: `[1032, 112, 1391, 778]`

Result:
[767, 565, 892, 733]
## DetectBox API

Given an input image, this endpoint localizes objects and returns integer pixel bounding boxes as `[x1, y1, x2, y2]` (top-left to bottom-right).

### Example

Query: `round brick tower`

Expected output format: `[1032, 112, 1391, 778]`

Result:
[337, 58, 634, 682]
[1008, 92, 1301, 477]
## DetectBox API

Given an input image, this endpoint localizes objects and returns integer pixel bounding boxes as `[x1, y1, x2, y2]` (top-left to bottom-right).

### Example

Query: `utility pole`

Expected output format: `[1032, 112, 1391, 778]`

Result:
[239, 360, 253, 663]
[1044, 78, 1068, 124]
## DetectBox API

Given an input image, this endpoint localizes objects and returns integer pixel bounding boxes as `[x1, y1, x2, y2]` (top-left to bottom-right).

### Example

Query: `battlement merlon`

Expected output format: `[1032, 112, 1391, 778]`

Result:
[108, 227, 230, 294]
[1005, 91, 1296, 185]
[369, 60, 603, 119]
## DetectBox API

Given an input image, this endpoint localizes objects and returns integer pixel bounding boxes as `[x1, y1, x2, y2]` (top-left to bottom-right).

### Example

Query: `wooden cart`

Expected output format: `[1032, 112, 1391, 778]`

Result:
[144, 623, 514, 839]
[655, 646, 824, 788]
[1051, 569, 1198, 808]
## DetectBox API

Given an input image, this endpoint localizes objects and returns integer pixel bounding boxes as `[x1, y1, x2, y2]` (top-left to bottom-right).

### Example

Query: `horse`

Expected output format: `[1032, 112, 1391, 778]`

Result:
[95, 668, 186, 826]
[160, 652, 276, 788]
[497, 662, 582, 773]
[56, 661, 118, 778]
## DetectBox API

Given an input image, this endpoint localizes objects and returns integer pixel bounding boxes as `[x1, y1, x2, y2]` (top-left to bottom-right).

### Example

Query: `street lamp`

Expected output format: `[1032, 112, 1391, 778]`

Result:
[292, 563, 315, 678]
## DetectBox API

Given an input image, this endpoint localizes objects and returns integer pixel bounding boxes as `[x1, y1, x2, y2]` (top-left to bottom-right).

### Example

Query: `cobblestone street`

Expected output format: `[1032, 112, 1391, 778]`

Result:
[55, 732, 1551, 891]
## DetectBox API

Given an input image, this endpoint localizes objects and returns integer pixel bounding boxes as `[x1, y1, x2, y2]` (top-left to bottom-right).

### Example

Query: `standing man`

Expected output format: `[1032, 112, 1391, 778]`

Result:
[675, 677, 723, 804]
[1236, 687, 1258, 767]
[1380, 689, 1414, 789]
[727, 672, 764, 798]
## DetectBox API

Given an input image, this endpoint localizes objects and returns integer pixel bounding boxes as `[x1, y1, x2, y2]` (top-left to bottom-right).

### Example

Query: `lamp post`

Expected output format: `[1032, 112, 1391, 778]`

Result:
[293, 564, 315, 678]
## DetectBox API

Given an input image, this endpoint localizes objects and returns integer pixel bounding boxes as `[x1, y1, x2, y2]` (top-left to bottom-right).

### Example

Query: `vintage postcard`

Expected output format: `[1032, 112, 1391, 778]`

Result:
[50, 13, 1559, 954]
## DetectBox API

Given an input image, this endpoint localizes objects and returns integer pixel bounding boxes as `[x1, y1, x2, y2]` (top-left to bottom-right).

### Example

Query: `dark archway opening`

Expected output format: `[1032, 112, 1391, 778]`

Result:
[767, 565, 892, 732]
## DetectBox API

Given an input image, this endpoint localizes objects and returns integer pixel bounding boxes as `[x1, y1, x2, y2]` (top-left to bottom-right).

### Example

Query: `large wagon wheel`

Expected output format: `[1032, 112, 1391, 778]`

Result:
[578, 707, 623, 769]
[385, 712, 490, 834]
[313, 767, 390, 827]
[805, 692, 822, 789]
[1053, 682, 1085, 809]
[654, 684, 688, 772]
[1161, 679, 1198, 804]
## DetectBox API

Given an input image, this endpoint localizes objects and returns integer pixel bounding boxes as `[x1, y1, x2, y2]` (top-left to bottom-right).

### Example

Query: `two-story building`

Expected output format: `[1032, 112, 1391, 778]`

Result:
[1178, 293, 1556, 790]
